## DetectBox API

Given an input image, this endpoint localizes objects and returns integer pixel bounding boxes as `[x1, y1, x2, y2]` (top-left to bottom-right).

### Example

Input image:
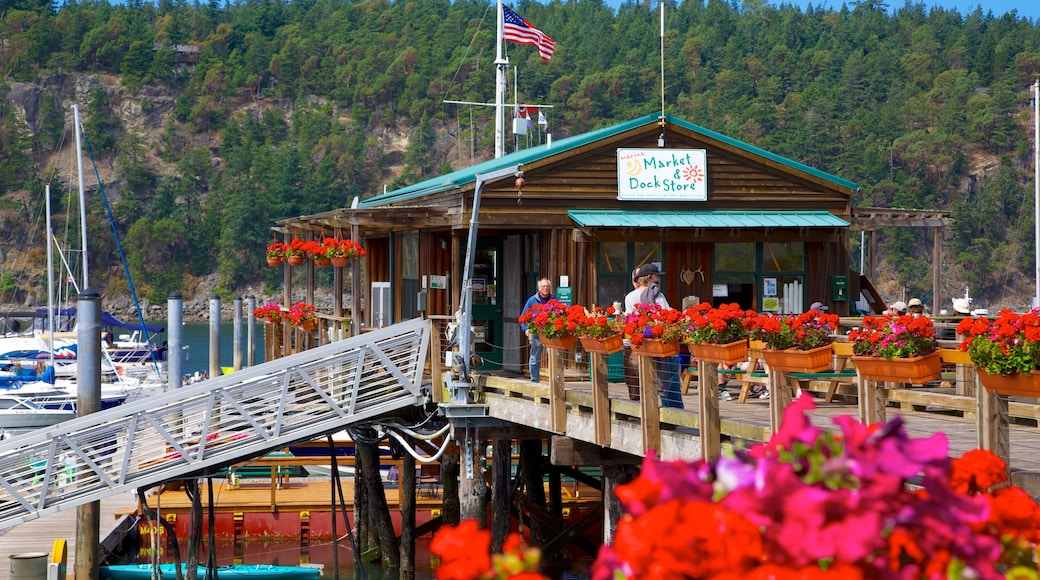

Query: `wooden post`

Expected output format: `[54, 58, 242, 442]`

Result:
[601, 464, 639, 545]
[431, 324, 444, 403]
[697, 361, 721, 461]
[491, 438, 512, 552]
[977, 376, 1011, 469]
[638, 354, 660, 455]
[549, 348, 567, 433]
[768, 369, 793, 434]
[590, 352, 611, 445]
[459, 436, 487, 526]
[400, 452, 416, 579]
[858, 375, 886, 424]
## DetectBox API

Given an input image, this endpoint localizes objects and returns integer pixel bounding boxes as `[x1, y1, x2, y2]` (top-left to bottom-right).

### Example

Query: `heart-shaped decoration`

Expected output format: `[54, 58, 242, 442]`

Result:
[681, 268, 696, 285]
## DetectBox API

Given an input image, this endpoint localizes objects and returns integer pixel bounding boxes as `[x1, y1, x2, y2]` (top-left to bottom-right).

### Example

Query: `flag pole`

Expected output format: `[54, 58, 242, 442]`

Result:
[494, 0, 508, 158]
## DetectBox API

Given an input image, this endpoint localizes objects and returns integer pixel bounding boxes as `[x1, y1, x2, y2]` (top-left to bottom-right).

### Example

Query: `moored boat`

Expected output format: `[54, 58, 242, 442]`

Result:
[99, 564, 322, 580]
[0, 393, 75, 432]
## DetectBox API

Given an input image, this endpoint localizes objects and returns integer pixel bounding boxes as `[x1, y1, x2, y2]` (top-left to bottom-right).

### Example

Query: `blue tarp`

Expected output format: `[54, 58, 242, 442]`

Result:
[36, 309, 165, 334]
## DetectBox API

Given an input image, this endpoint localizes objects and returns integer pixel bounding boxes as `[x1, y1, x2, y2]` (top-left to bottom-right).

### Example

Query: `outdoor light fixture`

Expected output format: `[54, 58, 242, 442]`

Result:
[658, 131, 665, 148]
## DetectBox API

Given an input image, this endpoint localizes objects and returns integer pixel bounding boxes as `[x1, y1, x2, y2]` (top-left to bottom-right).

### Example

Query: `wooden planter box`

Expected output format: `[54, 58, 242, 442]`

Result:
[579, 333, 624, 355]
[687, 339, 749, 365]
[540, 335, 577, 350]
[852, 352, 942, 383]
[761, 345, 832, 373]
[630, 339, 679, 358]
[978, 369, 1040, 398]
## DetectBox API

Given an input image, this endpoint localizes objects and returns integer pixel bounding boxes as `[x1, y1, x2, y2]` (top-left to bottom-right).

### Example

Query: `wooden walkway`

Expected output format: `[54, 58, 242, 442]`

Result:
[479, 369, 1040, 498]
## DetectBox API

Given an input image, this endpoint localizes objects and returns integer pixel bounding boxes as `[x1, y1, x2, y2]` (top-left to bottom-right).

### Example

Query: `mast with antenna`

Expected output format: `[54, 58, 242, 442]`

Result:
[494, 0, 508, 158]
[73, 105, 89, 288]
[658, 0, 666, 146]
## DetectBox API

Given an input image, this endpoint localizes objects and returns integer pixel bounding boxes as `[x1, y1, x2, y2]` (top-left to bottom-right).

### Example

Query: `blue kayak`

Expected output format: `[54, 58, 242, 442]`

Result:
[99, 564, 321, 580]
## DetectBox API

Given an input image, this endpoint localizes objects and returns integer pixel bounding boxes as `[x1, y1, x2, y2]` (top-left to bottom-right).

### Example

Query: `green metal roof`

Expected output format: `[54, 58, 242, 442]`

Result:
[359, 113, 859, 208]
[568, 210, 850, 229]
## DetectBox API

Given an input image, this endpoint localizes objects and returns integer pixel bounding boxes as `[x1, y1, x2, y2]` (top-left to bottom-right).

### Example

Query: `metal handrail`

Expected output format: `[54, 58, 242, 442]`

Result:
[0, 317, 432, 531]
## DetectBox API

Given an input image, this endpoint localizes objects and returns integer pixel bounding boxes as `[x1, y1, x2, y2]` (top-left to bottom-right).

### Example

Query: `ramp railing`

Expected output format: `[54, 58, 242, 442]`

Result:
[0, 318, 432, 531]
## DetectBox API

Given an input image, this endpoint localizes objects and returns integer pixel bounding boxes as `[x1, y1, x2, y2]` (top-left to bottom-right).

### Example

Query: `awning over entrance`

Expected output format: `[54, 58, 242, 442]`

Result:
[567, 209, 850, 229]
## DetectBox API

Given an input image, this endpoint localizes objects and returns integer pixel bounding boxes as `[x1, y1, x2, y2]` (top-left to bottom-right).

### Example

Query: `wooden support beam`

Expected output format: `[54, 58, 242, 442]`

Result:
[549, 348, 567, 433]
[697, 362, 721, 461]
[637, 355, 660, 455]
[589, 351, 611, 445]
[977, 376, 1011, 469]
[549, 436, 641, 467]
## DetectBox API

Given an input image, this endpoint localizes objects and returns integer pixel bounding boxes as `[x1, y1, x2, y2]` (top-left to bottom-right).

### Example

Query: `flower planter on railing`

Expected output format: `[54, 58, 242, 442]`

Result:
[977, 369, 1040, 398]
[760, 344, 832, 373]
[540, 335, 576, 350]
[630, 338, 679, 358]
[687, 339, 748, 365]
[852, 352, 941, 383]
[579, 333, 623, 355]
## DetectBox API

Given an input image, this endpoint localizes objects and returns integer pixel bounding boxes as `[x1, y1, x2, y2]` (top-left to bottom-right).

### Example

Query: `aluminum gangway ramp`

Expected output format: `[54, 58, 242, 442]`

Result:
[0, 317, 432, 531]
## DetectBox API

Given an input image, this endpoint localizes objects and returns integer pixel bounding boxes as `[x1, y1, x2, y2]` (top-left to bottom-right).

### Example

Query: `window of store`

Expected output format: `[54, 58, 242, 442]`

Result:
[596, 242, 662, 308]
[400, 233, 419, 319]
[714, 242, 805, 312]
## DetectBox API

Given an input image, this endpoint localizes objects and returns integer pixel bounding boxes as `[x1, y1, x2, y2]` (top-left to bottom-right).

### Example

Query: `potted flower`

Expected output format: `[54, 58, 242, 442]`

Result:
[286, 301, 318, 330]
[586, 394, 1040, 579]
[265, 242, 287, 266]
[517, 299, 584, 350]
[623, 303, 685, 357]
[848, 313, 941, 383]
[744, 310, 840, 373]
[958, 307, 1040, 396]
[320, 237, 367, 267]
[682, 302, 756, 364]
[284, 237, 311, 266]
[575, 305, 624, 355]
[252, 301, 284, 324]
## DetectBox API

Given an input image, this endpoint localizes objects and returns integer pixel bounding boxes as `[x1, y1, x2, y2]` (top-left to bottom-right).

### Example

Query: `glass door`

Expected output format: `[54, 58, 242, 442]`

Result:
[470, 237, 503, 370]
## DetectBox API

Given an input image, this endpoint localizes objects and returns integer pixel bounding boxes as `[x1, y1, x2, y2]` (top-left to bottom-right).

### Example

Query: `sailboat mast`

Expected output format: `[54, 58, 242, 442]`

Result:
[494, 0, 508, 158]
[73, 105, 89, 289]
[46, 183, 56, 366]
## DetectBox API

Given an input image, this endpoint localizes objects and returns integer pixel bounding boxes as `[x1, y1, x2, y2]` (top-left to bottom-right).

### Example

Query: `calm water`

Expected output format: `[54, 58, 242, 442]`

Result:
[170, 321, 266, 379]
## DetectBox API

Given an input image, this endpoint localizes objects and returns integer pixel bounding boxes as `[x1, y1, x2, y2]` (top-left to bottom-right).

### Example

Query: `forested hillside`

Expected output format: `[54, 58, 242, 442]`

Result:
[2, 0, 1040, 310]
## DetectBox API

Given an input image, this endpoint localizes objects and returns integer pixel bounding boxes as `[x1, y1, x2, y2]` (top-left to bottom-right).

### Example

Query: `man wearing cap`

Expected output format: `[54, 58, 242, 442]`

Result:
[809, 301, 829, 312]
[521, 277, 555, 382]
[908, 298, 924, 317]
[890, 301, 908, 316]
[628, 263, 684, 409]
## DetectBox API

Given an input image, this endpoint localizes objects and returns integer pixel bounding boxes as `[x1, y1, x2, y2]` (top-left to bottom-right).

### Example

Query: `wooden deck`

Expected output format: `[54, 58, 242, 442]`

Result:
[479, 359, 1040, 498]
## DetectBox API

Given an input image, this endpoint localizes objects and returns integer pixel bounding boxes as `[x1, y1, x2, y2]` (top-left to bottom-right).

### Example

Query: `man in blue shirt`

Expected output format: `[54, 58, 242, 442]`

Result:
[520, 277, 555, 382]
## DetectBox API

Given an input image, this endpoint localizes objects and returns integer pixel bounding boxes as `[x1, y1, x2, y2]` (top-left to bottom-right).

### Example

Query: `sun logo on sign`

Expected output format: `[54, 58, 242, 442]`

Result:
[682, 165, 704, 183]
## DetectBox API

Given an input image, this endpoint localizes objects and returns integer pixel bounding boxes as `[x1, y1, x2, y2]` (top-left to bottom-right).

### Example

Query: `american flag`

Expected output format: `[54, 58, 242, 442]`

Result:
[503, 5, 555, 62]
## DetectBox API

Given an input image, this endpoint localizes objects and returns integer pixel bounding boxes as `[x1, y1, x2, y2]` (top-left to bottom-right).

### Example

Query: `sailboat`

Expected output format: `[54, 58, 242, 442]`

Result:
[0, 105, 155, 410]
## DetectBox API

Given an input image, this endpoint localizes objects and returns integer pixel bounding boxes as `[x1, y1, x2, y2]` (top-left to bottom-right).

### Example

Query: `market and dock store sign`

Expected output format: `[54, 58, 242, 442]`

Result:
[617, 148, 708, 201]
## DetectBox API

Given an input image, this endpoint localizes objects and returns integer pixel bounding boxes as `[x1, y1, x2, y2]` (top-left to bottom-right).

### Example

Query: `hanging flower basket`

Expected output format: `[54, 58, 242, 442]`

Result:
[761, 344, 832, 373]
[579, 333, 624, 355]
[688, 339, 749, 365]
[266, 256, 283, 267]
[977, 369, 1040, 398]
[331, 256, 350, 268]
[287, 255, 305, 266]
[852, 352, 942, 383]
[631, 338, 679, 358]
[540, 334, 577, 351]
[314, 257, 331, 267]
[300, 318, 316, 332]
